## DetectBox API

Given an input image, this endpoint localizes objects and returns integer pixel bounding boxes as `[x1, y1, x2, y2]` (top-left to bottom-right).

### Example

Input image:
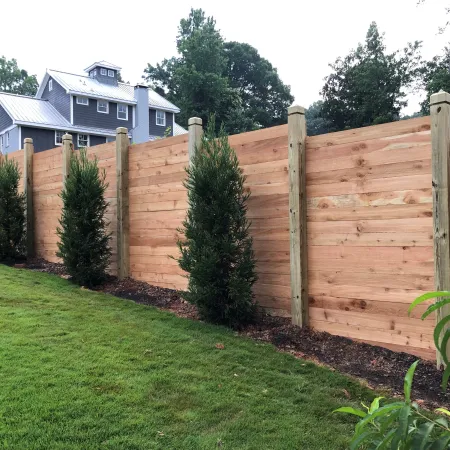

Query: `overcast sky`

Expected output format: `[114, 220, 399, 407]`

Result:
[1, 0, 448, 114]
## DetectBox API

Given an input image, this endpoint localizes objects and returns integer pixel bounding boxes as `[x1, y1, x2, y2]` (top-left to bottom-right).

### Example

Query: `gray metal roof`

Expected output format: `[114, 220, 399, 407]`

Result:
[38, 70, 180, 113]
[173, 122, 188, 136]
[84, 61, 122, 72]
[0, 93, 122, 137]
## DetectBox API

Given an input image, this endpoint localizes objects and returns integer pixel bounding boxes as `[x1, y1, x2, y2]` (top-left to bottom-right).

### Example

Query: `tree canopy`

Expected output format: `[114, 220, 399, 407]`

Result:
[320, 22, 421, 131]
[143, 9, 293, 133]
[0, 56, 38, 96]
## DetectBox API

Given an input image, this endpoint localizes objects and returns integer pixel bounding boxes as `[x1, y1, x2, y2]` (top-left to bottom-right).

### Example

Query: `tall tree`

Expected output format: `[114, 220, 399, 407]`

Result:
[144, 9, 293, 133]
[419, 47, 450, 114]
[321, 22, 421, 131]
[0, 57, 38, 96]
[305, 101, 336, 136]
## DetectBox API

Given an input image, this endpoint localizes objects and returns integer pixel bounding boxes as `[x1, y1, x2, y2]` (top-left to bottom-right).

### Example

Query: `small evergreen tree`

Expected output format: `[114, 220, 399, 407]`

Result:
[177, 119, 257, 328]
[57, 149, 111, 287]
[0, 156, 25, 261]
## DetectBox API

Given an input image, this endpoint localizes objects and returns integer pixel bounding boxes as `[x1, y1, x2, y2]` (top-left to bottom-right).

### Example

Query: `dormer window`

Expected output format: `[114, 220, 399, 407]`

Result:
[108, 70, 114, 77]
[100, 68, 107, 76]
[97, 100, 109, 114]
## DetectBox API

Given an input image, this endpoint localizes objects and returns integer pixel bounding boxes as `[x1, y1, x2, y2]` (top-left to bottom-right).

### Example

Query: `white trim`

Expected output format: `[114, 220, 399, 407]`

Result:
[70, 95, 74, 124]
[49, 79, 53, 92]
[13, 121, 123, 137]
[172, 113, 175, 136]
[55, 130, 64, 146]
[132, 105, 135, 128]
[0, 123, 17, 134]
[108, 70, 114, 77]
[18, 126, 21, 148]
[97, 100, 109, 114]
[77, 133, 90, 148]
[0, 135, 3, 152]
[156, 110, 166, 127]
[100, 68, 107, 76]
[68, 90, 137, 105]
[5, 131, 10, 147]
[117, 103, 128, 121]
[76, 96, 89, 106]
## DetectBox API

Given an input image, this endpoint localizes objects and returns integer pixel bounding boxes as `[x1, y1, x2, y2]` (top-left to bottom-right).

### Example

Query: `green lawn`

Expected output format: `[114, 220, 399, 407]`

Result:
[0, 264, 373, 449]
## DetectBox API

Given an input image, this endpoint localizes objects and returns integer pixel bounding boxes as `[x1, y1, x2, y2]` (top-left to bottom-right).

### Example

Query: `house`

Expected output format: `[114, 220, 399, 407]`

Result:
[0, 61, 187, 154]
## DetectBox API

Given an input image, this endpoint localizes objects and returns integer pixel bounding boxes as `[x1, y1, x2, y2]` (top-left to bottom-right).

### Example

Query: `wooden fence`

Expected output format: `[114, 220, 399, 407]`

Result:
[7, 92, 450, 362]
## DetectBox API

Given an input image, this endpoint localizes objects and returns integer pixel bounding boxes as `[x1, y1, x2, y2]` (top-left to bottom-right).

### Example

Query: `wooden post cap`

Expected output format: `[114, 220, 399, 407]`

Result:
[24, 138, 33, 144]
[430, 91, 450, 106]
[116, 127, 128, 135]
[188, 117, 202, 126]
[62, 133, 72, 141]
[288, 105, 306, 115]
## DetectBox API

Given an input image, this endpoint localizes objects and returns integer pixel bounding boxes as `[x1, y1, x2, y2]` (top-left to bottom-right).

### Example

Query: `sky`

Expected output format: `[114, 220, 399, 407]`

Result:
[1, 0, 448, 114]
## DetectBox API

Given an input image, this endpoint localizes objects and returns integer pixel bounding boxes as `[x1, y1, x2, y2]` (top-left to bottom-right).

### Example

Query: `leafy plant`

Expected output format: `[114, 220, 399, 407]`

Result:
[176, 117, 257, 328]
[335, 361, 450, 449]
[56, 148, 111, 287]
[0, 156, 25, 261]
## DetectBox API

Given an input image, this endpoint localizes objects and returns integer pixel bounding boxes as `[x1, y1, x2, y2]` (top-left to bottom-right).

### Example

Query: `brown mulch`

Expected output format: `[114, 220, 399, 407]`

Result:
[22, 257, 450, 409]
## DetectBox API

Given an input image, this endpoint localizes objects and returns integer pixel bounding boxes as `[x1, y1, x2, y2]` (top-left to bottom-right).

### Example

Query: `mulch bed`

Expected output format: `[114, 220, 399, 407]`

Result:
[23, 258, 450, 409]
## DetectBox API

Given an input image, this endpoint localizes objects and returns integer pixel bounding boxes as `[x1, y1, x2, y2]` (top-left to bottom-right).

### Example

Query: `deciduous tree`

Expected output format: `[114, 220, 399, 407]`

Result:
[0, 57, 38, 96]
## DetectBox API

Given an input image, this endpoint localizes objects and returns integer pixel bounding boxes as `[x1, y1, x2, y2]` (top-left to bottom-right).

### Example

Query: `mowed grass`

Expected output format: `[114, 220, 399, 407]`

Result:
[0, 265, 373, 449]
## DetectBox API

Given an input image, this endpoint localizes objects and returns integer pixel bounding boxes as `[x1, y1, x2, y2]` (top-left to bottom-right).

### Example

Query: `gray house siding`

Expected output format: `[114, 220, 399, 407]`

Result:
[22, 126, 108, 153]
[0, 104, 13, 131]
[1, 125, 20, 154]
[73, 98, 132, 130]
[41, 78, 70, 121]
[149, 109, 174, 137]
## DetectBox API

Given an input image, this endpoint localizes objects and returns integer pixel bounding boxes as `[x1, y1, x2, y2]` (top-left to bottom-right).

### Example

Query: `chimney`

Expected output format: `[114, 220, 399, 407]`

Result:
[132, 84, 149, 144]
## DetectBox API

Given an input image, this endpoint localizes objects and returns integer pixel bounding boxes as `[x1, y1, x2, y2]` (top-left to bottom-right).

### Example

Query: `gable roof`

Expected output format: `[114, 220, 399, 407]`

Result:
[173, 122, 188, 136]
[84, 61, 122, 72]
[36, 70, 180, 113]
[0, 93, 121, 137]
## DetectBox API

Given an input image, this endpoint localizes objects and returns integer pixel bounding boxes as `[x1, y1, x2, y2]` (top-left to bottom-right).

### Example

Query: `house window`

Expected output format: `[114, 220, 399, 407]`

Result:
[117, 104, 128, 120]
[49, 79, 53, 92]
[55, 130, 65, 146]
[0, 135, 3, 151]
[78, 134, 89, 148]
[156, 110, 166, 126]
[77, 97, 89, 105]
[97, 100, 109, 114]
[100, 68, 107, 76]
[5, 132, 9, 147]
[108, 70, 114, 77]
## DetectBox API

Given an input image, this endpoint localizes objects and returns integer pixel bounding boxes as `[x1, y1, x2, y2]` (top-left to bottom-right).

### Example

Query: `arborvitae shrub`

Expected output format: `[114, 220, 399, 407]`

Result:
[0, 156, 25, 262]
[57, 148, 111, 286]
[177, 119, 257, 328]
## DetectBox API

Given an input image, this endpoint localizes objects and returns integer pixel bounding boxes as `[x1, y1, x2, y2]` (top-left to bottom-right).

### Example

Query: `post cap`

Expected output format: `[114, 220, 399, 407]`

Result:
[430, 90, 450, 106]
[62, 133, 72, 141]
[24, 138, 33, 144]
[188, 117, 202, 126]
[116, 127, 128, 134]
[288, 105, 306, 115]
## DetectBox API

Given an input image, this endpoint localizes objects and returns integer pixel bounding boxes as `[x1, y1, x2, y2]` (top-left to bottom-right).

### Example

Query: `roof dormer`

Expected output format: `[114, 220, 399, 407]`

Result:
[84, 61, 121, 86]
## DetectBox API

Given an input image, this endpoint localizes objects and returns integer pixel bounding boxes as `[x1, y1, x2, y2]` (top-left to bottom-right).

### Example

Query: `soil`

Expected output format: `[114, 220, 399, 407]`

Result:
[22, 258, 450, 409]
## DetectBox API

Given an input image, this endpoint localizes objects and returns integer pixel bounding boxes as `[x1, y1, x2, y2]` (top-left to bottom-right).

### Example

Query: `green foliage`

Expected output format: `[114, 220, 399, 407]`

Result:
[56, 148, 111, 287]
[0, 156, 25, 261]
[0, 56, 38, 96]
[336, 361, 450, 449]
[143, 8, 293, 134]
[419, 47, 450, 114]
[305, 100, 336, 136]
[177, 118, 257, 328]
[321, 22, 421, 131]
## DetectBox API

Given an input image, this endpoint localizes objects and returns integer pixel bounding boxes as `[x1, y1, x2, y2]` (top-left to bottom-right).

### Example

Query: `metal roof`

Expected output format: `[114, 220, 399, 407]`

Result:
[38, 70, 180, 113]
[0, 93, 123, 137]
[84, 60, 122, 72]
[173, 122, 188, 136]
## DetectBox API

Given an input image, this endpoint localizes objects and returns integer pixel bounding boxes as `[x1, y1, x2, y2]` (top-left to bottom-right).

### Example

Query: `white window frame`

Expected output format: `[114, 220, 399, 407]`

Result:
[100, 68, 107, 76]
[108, 69, 114, 77]
[0, 135, 3, 151]
[78, 134, 89, 148]
[5, 132, 9, 147]
[156, 110, 166, 126]
[55, 130, 65, 146]
[97, 100, 109, 114]
[49, 79, 53, 92]
[117, 104, 128, 121]
[77, 96, 89, 106]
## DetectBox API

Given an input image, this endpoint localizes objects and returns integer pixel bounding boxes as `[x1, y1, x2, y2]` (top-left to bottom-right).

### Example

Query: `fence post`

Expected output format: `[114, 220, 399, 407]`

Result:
[188, 117, 203, 163]
[24, 138, 34, 258]
[288, 105, 308, 328]
[116, 127, 130, 280]
[62, 134, 73, 184]
[431, 91, 450, 367]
